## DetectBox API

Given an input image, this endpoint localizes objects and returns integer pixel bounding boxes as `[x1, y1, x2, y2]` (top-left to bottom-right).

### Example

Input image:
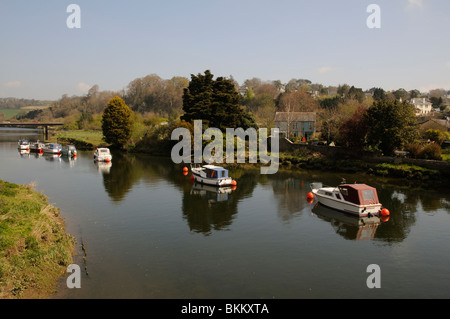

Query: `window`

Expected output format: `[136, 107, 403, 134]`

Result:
[362, 190, 375, 201]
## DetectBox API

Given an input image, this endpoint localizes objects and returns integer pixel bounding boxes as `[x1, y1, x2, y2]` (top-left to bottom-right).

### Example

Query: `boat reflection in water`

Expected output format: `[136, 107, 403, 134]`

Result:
[18, 149, 30, 158]
[190, 182, 235, 205]
[312, 202, 381, 240]
[96, 161, 112, 174]
[43, 153, 61, 162]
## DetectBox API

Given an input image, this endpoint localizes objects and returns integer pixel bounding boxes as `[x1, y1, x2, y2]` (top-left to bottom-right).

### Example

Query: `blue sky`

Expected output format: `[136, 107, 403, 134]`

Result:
[0, 0, 449, 100]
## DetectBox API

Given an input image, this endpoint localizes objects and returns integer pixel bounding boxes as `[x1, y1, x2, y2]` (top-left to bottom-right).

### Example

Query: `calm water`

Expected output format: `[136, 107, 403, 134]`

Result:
[1, 129, 450, 299]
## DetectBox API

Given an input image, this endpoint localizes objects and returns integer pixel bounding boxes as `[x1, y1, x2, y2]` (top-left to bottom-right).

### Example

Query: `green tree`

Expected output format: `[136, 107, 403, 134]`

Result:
[364, 100, 419, 155]
[424, 129, 450, 145]
[338, 106, 368, 150]
[181, 70, 257, 130]
[102, 96, 133, 149]
[371, 88, 386, 101]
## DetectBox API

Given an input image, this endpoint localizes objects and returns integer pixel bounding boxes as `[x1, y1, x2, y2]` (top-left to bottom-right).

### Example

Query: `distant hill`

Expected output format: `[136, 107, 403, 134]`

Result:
[0, 97, 53, 109]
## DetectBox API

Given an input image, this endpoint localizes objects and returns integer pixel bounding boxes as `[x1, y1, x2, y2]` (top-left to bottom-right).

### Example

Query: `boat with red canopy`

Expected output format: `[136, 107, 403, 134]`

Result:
[310, 181, 383, 217]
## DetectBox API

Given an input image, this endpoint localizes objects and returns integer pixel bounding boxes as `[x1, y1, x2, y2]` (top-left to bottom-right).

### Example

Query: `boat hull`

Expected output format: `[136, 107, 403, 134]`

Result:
[94, 155, 112, 162]
[191, 171, 233, 187]
[30, 147, 44, 154]
[312, 190, 381, 217]
[44, 149, 61, 155]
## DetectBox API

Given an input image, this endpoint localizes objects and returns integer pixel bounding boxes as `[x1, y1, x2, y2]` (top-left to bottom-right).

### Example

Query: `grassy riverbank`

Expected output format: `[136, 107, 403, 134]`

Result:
[0, 180, 74, 299]
[51, 130, 105, 150]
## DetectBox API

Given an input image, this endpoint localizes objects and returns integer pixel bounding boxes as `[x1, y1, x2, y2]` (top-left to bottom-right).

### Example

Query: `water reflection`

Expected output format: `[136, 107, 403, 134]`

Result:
[61, 156, 77, 168]
[312, 203, 381, 240]
[190, 183, 235, 203]
[43, 154, 61, 162]
[18, 149, 30, 157]
[94, 152, 450, 243]
[269, 172, 314, 222]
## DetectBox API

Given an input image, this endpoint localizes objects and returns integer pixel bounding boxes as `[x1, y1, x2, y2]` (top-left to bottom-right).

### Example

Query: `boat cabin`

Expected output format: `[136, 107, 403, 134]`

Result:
[203, 165, 229, 179]
[337, 184, 380, 206]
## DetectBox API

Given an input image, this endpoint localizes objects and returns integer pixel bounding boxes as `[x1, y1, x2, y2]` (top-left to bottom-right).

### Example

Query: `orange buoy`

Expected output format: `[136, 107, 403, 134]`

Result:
[231, 180, 237, 186]
[381, 208, 390, 217]
[183, 167, 189, 172]
[307, 198, 314, 204]
[381, 216, 390, 223]
[307, 192, 314, 200]
[183, 171, 188, 176]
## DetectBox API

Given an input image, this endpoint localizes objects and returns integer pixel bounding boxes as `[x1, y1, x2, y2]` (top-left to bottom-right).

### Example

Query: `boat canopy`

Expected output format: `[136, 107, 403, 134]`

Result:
[337, 184, 380, 206]
[203, 165, 229, 179]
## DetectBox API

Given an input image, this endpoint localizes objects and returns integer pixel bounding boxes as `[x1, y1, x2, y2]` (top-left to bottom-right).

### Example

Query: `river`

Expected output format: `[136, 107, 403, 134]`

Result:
[1, 128, 450, 299]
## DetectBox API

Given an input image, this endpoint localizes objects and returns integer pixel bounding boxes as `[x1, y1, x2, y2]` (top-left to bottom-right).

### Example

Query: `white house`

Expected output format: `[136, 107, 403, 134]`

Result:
[410, 98, 433, 116]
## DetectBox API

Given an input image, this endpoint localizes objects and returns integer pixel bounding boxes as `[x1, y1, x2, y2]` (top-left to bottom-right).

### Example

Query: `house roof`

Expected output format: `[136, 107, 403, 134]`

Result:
[274, 112, 316, 122]
[419, 118, 450, 129]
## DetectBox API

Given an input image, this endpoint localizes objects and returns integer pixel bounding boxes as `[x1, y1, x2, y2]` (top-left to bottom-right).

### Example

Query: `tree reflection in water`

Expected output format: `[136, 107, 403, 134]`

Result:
[100, 153, 450, 243]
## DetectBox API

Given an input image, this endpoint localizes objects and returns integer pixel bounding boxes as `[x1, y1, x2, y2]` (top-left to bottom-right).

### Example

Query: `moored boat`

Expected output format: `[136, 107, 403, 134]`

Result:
[18, 139, 30, 151]
[94, 148, 112, 162]
[190, 164, 236, 187]
[30, 141, 45, 154]
[310, 181, 383, 217]
[62, 145, 77, 158]
[43, 143, 62, 155]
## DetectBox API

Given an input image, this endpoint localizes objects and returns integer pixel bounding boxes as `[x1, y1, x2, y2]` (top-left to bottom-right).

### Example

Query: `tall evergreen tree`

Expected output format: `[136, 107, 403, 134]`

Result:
[102, 96, 133, 149]
[181, 70, 257, 130]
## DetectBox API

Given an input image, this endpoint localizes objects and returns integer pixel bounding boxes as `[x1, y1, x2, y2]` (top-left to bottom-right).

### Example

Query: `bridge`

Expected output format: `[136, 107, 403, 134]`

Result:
[0, 122, 64, 139]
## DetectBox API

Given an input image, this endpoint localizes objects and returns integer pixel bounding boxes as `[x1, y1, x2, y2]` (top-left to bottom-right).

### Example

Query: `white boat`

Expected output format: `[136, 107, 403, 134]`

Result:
[44, 143, 62, 155]
[94, 148, 112, 162]
[190, 164, 235, 187]
[310, 181, 383, 217]
[18, 139, 30, 150]
[30, 141, 45, 154]
[62, 145, 77, 158]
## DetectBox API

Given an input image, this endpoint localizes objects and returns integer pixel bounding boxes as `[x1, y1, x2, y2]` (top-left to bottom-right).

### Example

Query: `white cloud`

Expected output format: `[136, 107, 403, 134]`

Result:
[317, 66, 334, 74]
[3, 81, 22, 88]
[77, 82, 91, 93]
[407, 0, 423, 9]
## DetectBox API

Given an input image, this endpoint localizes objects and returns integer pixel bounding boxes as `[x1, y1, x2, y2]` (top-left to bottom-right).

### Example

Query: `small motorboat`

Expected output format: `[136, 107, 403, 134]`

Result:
[94, 148, 112, 162]
[30, 141, 45, 154]
[43, 143, 62, 155]
[62, 145, 77, 158]
[190, 164, 236, 187]
[310, 181, 383, 217]
[18, 139, 30, 151]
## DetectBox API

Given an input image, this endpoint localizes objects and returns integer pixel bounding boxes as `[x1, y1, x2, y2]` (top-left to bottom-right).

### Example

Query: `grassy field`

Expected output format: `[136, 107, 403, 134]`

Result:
[0, 109, 20, 119]
[55, 130, 105, 150]
[0, 180, 74, 299]
[0, 105, 50, 120]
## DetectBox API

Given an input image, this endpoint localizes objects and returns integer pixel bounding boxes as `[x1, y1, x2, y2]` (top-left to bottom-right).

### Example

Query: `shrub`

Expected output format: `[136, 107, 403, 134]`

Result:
[405, 143, 422, 158]
[419, 143, 442, 160]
